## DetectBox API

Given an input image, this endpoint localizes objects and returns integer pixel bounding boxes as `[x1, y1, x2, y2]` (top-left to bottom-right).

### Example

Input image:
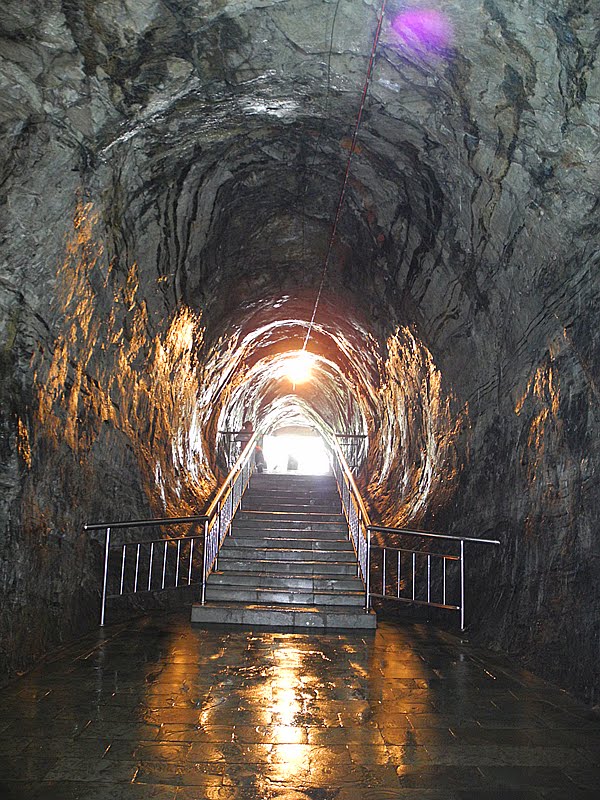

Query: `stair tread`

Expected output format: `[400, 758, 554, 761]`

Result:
[238, 511, 344, 518]
[214, 561, 357, 575]
[208, 584, 364, 596]
[211, 569, 362, 583]
[194, 601, 368, 614]
[219, 551, 356, 561]
[230, 537, 348, 543]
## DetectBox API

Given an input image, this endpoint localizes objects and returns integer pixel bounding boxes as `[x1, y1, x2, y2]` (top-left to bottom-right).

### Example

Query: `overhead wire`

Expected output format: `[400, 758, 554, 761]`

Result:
[299, 0, 343, 282]
[302, 0, 389, 352]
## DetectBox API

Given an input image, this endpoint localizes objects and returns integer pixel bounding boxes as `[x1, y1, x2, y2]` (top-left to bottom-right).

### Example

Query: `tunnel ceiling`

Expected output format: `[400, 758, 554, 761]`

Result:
[2, 0, 599, 530]
[3, 1, 598, 388]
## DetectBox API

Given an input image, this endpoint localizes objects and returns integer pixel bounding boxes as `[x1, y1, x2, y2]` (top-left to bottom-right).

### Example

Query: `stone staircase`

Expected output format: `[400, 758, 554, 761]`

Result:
[191, 472, 376, 630]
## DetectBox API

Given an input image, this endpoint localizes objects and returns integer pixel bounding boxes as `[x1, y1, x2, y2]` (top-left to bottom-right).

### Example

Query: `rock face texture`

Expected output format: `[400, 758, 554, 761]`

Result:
[1, 1, 599, 702]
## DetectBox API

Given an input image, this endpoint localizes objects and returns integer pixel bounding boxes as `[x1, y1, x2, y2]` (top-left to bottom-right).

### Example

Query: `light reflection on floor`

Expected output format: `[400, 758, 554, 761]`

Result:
[1, 613, 599, 799]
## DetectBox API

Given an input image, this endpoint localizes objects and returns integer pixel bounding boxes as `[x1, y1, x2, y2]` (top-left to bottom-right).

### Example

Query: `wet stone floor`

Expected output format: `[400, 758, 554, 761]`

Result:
[1, 613, 599, 799]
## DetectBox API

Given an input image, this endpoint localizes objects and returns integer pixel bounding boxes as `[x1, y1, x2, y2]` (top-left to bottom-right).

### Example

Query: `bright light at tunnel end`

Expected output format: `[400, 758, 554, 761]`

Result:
[391, 8, 453, 52]
[284, 351, 314, 386]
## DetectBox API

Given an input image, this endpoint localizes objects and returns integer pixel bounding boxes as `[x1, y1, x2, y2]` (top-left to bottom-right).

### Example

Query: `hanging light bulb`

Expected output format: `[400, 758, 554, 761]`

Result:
[285, 351, 313, 386]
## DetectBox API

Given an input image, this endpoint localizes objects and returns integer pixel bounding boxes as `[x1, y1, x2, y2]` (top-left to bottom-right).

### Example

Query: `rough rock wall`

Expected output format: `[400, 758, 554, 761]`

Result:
[395, 1, 600, 702]
[0, 0, 219, 669]
[0, 191, 217, 674]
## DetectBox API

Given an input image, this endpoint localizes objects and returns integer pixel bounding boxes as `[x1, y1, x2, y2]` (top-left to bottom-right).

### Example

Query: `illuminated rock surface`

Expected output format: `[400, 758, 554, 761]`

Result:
[0, 0, 599, 706]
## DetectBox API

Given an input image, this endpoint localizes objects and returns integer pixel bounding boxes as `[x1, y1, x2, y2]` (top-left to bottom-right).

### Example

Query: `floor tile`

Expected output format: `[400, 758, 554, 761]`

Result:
[0, 612, 598, 798]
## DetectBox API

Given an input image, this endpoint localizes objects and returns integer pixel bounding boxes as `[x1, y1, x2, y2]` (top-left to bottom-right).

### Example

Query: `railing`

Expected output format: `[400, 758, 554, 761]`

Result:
[368, 527, 500, 630]
[201, 430, 259, 603]
[335, 432, 367, 472]
[85, 431, 259, 625]
[329, 439, 500, 628]
[216, 429, 246, 470]
[330, 439, 372, 605]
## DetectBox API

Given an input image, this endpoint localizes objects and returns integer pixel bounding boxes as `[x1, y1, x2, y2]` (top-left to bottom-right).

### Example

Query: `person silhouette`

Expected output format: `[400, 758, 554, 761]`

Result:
[235, 420, 266, 472]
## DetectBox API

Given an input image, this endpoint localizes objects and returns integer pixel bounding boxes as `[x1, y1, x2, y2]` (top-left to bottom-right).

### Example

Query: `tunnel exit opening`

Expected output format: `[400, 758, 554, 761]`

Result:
[262, 425, 331, 475]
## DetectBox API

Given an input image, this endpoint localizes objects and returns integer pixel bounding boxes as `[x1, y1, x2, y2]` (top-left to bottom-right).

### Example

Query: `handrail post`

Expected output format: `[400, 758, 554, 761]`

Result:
[357, 509, 362, 577]
[201, 519, 209, 606]
[460, 539, 465, 631]
[365, 527, 371, 610]
[100, 527, 111, 627]
[215, 499, 222, 571]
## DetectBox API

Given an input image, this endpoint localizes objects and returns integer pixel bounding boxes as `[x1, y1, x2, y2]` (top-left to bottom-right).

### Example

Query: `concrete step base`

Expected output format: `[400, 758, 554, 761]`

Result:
[245, 487, 338, 498]
[233, 519, 348, 533]
[243, 504, 341, 514]
[191, 601, 377, 630]
[230, 529, 349, 543]
[249, 474, 337, 486]
[237, 511, 345, 523]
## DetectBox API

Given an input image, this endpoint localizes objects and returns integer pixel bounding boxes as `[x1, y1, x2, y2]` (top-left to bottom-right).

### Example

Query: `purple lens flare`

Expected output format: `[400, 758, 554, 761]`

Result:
[391, 8, 453, 52]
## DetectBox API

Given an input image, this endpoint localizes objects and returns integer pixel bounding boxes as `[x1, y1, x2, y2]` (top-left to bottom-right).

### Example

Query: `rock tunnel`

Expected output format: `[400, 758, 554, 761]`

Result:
[0, 1, 599, 705]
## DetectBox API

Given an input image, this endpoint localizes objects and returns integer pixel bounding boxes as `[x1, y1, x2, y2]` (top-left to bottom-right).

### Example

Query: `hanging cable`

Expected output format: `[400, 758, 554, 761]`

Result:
[303, 0, 388, 352]
[299, 0, 343, 281]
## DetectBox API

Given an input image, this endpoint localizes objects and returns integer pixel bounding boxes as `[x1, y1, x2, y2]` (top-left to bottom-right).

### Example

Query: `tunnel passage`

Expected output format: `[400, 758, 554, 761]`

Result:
[202, 295, 457, 522]
[1, 0, 599, 706]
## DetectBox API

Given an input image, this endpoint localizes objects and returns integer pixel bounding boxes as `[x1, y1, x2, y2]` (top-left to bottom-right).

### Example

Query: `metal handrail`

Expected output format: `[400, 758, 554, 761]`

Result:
[84, 515, 207, 532]
[328, 438, 501, 629]
[367, 526, 500, 630]
[369, 525, 500, 546]
[370, 545, 460, 560]
[86, 431, 260, 626]
[329, 437, 372, 609]
[206, 430, 259, 519]
[200, 431, 260, 605]
[330, 436, 372, 526]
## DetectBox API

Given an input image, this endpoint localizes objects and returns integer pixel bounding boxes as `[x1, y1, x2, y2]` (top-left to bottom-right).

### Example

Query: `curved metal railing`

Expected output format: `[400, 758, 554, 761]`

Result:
[85, 431, 260, 625]
[328, 439, 500, 629]
[367, 525, 500, 630]
[201, 430, 260, 603]
[329, 436, 372, 603]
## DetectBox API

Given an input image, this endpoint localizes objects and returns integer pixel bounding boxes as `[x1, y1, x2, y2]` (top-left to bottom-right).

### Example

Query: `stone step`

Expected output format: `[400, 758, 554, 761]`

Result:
[242, 504, 341, 516]
[225, 537, 353, 551]
[214, 558, 358, 576]
[250, 474, 336, 484]
[236, 511, 346, 524]
[230, 525, 348, 541]
[191, 602, 377, 630]
[208, 571, 363, 592]
[218, 546, 356, 563]
[244, 496, 340, 508]
[244, 494, 340, 505]
[205, 585, 365, 607]
[245, 486, 340, 498]
[246, 484, 337, 496]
